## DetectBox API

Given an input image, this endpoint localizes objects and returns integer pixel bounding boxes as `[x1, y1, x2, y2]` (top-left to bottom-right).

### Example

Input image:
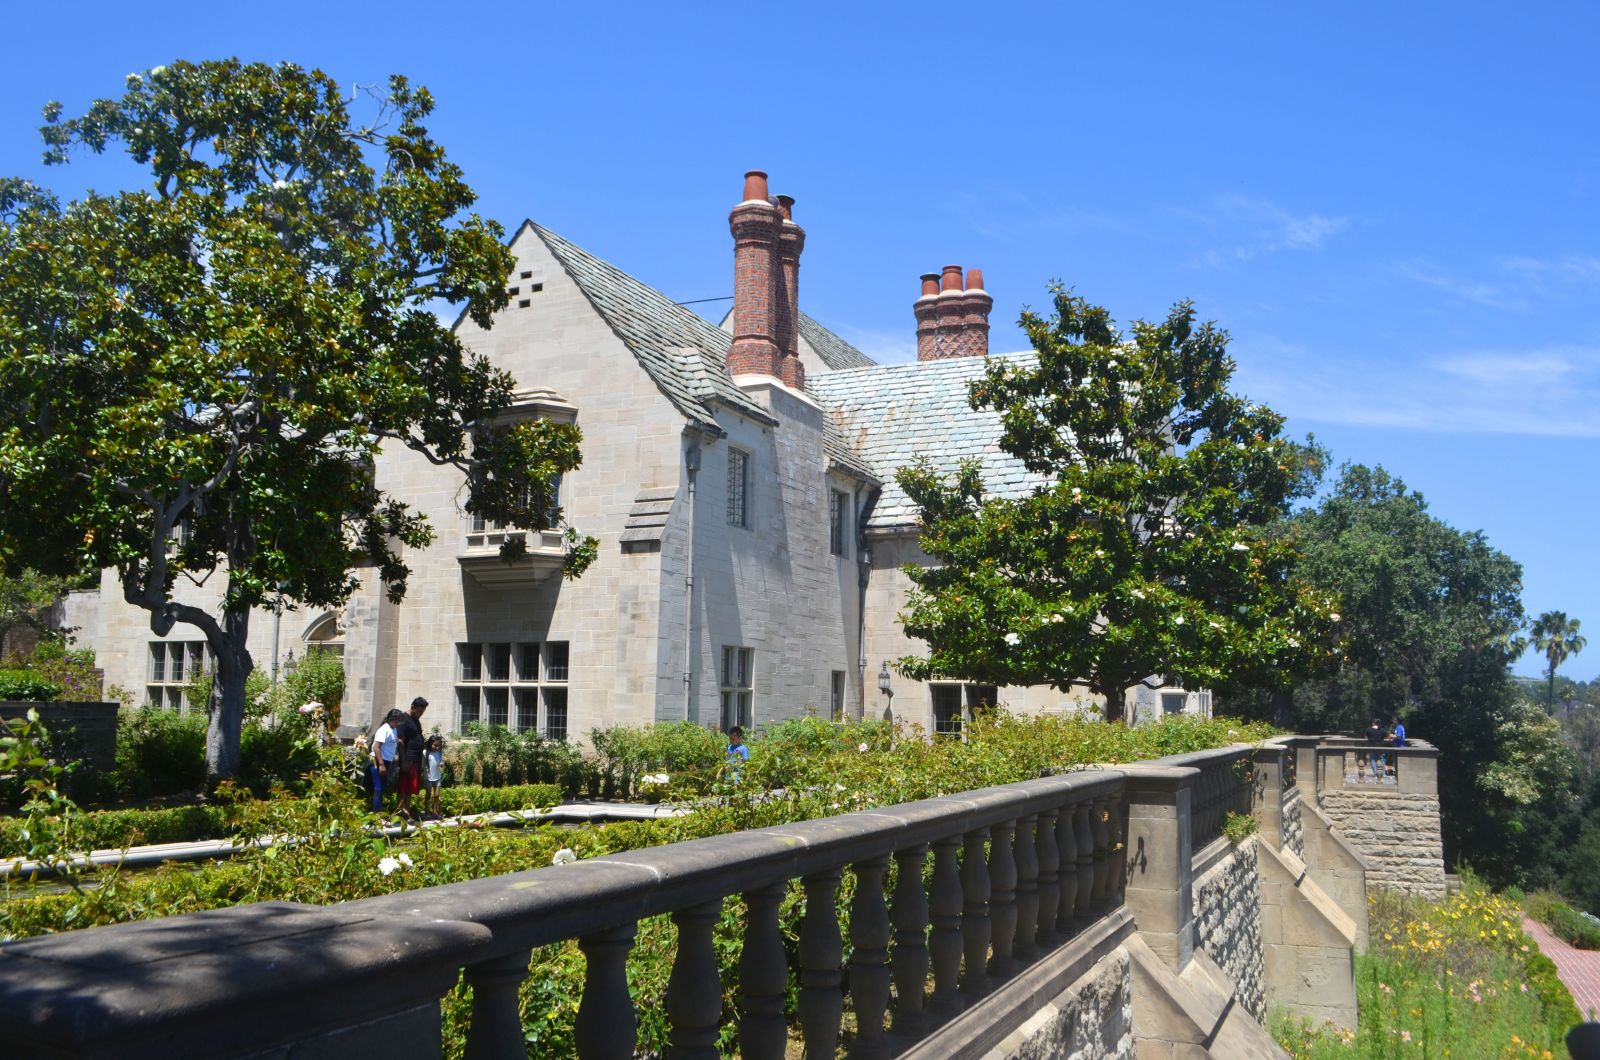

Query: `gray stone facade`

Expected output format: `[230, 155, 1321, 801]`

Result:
[1191, 838, 1267, 1022]
[1281, 787, 1305, 861]
[997, 947, 1133, 1060]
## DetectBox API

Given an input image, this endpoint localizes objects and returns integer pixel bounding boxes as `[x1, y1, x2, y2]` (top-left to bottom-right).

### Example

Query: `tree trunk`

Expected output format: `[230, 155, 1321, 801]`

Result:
[1096, 681, 1127, 724]
[204, 606, 254, 785]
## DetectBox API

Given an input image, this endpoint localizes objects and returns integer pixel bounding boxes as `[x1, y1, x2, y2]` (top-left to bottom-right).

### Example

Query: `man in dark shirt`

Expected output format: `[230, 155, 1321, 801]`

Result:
[1364, 717, 1388, 781]
[396, 696, 428, 820]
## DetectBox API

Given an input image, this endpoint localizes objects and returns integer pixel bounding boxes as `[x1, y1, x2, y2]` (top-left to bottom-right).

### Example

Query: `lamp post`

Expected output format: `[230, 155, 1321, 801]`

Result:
[877, 660, 894, 722]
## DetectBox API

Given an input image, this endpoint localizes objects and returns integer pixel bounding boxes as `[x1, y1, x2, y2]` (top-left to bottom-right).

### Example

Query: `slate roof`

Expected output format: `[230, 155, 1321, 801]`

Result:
[526, 221, 876, 484]
[797, 313, 877, 371]
[809, 353, 1049, 530]
[526, 222, 774, 429]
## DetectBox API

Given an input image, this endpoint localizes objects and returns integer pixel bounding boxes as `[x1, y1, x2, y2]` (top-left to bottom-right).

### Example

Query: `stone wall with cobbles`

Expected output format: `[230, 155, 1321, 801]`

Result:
[1283, 787, 1305, 860]
[1192, 837, 1267, 1021]
[998, 946, 1133, 1060]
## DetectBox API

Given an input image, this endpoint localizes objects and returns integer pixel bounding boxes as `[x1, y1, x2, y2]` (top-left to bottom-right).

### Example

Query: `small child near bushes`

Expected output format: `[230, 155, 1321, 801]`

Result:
[424, 734, 445, 820]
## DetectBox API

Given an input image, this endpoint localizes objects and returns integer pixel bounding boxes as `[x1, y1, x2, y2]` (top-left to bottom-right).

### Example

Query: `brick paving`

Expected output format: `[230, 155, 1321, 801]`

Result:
[1524, 915, 1600, 1021]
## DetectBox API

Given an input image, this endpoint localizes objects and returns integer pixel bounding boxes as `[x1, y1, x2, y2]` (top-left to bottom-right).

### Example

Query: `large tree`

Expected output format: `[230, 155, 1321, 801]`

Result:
[897, 286, 1336, 721]
[1530, 610, 1586, 710]
[0, 569, 73, 657]
[0, 61, 594, 781]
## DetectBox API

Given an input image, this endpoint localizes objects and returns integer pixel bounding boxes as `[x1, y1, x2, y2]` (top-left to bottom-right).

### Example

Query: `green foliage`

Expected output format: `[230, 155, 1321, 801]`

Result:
[443, 724, 591, 795]
[897, 286, 1335, 719]
[112, 708, 208, 797]
[588, 721, 730, 800]
[1527, 890, 1600, 951]
[0, 569, 73, 653]
[1222, 810, 1258, 845]
[0, 59, 596, 782]
[0, 670, 62, 701]
[1273, 885, 1578, 1057]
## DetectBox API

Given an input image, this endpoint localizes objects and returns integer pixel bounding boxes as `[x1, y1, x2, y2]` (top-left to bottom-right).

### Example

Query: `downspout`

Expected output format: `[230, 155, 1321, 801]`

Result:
[683, 441, 701, 722]
[855, 486, 870, 722]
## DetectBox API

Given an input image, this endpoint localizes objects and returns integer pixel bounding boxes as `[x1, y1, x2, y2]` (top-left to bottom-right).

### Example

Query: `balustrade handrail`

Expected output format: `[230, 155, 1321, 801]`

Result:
[1150, 743, 1254, 850]
[351, 767, 1125, 957]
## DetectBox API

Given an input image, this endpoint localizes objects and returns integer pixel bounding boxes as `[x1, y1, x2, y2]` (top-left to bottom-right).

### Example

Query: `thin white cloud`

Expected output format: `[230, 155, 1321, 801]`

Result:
[1234, 336, 1600, 438]
[1394, 253, 1600, 312]
[1184, 195, 1351, 267]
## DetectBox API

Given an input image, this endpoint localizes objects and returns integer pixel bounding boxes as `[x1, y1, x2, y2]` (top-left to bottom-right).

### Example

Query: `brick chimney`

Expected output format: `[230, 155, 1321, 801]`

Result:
[726, 171, 783, 379]
[917, 264, 992, 360]
[775, 194, 805, 390]
[913, 272, 941, 360]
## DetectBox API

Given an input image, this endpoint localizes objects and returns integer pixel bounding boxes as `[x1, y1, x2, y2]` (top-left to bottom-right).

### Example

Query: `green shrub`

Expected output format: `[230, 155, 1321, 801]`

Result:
[0, 670, 63, 701]
[439, 784, 562, 817]
[111, 708, 207, 797]
[1548, 904, 1600, 950]
[1222, 811, 1258, 845]
[444, 725, 593, 795]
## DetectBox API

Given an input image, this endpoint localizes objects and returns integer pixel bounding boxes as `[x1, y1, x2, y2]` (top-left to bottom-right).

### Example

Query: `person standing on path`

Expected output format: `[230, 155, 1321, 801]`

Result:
[725, 726, 749, 782]
[370, 708, 404, 813]
[395, 697, 428, 820]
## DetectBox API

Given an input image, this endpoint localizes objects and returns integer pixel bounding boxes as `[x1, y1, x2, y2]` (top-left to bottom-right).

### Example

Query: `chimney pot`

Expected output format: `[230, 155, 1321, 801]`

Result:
[965, 267, 985, 291]
[920, 273, 940, 298]
[940, 264, 964, 293]
[742, 170, 770, 202]
[776, 194, 795, 221]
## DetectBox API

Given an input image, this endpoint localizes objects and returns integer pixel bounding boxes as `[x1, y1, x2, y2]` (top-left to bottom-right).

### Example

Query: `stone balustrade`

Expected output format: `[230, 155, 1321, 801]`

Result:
[0, 767, 1128, 1059]
[0, 732, 1448, 1057]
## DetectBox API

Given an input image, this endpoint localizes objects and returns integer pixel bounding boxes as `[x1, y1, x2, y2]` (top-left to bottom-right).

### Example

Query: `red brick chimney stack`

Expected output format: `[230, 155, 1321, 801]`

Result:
[913, 272, 941, 360]
[916, 264, 992, 360]
[775, 194, 805, 390]
[727, 171, 783, 379]
[957, 267, 992, 359]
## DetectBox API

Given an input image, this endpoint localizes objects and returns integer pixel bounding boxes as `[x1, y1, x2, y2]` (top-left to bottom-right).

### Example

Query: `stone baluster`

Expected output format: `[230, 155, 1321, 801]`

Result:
[1034, 806, 1060, 946]
[1013, 813, 1040, 963]
[928, 836, 964, 1016]
[891, 844, 931, 1036]
[849, 857, 892, 1058]
[987, 819, 1018, 979]
[799, 870, 844, 1058]
[1072, 800, 1095, 923]
[667, 900, 724, 1059]
[463, 949, 532, 1060]
[575, 923, 638, 1059]
[959, 828, 991, 998]
[739, 884, 789, 1060]
[1089, 796, 1112, 911]
[1056, 801, 1079, 937]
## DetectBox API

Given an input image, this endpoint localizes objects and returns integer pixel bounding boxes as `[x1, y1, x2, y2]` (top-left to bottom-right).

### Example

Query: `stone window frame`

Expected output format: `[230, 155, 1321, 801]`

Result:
[720, 645, 754, 730]
[829, 489, 850, 557]
[929, 682, 999, 738]
[726, 448, 749, 529]
[456, 640, 570, 737]
[463, 391, 575, 547]
[830, 670, 846, 722]
[147, 640, 212, 713]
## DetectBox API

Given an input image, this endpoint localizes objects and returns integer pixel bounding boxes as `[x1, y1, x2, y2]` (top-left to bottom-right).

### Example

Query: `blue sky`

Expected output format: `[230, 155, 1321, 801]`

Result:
[3, 2, 1595, 680]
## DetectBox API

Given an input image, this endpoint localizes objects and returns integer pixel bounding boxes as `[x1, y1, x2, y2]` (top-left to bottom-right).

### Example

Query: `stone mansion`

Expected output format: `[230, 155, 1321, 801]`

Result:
[64, 171, 1207, 739]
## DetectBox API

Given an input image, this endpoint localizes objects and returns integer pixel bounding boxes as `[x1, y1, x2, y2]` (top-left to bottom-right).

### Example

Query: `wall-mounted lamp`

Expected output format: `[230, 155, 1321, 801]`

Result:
[877, 660, 894, 722]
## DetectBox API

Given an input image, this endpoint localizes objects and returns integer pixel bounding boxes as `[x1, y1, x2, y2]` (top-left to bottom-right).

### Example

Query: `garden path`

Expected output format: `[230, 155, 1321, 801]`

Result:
[1524, 915, 1600, 1021]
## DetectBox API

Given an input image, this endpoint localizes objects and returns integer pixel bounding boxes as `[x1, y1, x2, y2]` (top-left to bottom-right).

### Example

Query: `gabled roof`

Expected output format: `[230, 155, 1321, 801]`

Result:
[524, 221, 775, 429]
[798, 313, 877, 371]
[809, 353, 1048, 530]
[527, 221, 876, 483]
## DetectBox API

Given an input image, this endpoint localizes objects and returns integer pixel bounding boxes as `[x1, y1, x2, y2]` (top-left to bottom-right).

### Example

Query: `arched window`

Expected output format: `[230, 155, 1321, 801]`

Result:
[303, 612, 345, 659]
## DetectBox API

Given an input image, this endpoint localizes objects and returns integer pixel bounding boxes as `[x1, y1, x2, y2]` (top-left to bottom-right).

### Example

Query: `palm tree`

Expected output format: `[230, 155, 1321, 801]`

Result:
[1530, 610, 1586, 710]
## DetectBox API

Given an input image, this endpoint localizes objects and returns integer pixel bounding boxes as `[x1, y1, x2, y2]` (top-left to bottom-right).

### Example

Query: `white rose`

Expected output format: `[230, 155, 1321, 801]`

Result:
[1003, 632, 1021, 646]
[1174, 616, 1186, 626]
[378, 856, 401, 876]
[552, 848, 577, 866]
[858, 742, 869, 753]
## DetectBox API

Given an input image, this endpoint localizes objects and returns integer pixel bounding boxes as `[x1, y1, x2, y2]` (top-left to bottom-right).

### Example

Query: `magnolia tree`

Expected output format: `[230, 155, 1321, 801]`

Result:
[897, 286, 1337, 722]
[0, 61, 595, 781]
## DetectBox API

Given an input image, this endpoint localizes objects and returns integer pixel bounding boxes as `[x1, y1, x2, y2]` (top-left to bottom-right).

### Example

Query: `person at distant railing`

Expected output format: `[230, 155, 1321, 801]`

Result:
[1392, 716, 1406, 749]
[1364, 718, 1388, 781]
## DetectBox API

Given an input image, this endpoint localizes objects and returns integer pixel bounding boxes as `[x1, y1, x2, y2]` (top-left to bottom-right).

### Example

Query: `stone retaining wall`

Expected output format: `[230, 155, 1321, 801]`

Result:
[1191, 837, 1266, 1021]
[1318, 788, 1445, 897]
[991, 947, 1132, 1060]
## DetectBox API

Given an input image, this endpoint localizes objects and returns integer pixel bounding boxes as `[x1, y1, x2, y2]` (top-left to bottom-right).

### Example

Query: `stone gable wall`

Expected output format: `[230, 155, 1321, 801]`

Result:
[1192, 837, 1267, 1021]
